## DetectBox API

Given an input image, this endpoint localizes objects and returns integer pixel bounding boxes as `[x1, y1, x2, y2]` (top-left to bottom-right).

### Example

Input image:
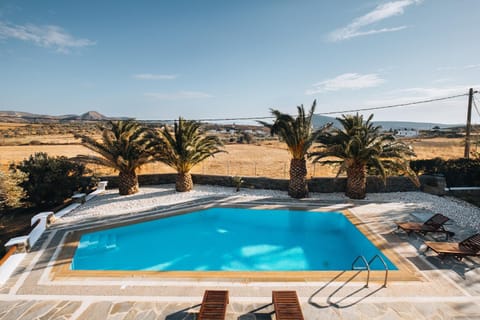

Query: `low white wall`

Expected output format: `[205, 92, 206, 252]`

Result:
[1, 181, 109, 285]
[0, 253, 26, 285]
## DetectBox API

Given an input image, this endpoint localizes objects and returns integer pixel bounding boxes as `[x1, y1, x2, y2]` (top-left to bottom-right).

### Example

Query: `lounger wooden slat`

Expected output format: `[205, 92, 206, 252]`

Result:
[396, 213, 453, 239]
[198, 290, 229, 320]
[425, 233, 480, 260]
[272, 290, 304, 320]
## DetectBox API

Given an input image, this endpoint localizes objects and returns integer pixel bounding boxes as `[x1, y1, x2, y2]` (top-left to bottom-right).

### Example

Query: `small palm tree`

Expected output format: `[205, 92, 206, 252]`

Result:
[154, 117, 225, 192]
[310, 113, 419, 199]
[259, 100, 330, 198]
[75, 120, 157, 195]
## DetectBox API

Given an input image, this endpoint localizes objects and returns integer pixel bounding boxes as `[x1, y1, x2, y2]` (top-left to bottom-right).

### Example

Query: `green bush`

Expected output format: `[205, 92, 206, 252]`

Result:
[0, 170, 26, 209]
[410, 158, 480, 187]
[10, 152, 92, 207]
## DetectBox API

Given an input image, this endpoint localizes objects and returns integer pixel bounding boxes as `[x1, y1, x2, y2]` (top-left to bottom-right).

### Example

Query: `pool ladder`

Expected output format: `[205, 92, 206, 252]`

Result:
[351, 254, 389, 288]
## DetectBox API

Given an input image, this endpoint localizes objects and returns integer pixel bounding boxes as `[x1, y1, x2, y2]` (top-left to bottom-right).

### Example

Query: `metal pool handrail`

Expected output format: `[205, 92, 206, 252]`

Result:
[351, 254, 389, 288]
[369, 254, 389, 288]
[352, 255, 370, 287]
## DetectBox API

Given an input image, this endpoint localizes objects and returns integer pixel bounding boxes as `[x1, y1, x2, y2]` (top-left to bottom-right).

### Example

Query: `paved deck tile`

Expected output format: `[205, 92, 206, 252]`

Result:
[1, 195, 479, 319]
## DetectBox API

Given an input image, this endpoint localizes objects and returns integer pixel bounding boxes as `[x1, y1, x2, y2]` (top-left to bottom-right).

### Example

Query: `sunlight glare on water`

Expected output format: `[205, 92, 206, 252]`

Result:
[72, 208, 397, 271]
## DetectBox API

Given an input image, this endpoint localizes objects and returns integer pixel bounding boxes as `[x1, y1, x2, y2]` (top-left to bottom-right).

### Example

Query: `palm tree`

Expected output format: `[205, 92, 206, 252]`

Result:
[75, 120, 157, 195]
[154, 117, 224, 192]
[310, 113, 419, 199]
[259, 100, 329, 198]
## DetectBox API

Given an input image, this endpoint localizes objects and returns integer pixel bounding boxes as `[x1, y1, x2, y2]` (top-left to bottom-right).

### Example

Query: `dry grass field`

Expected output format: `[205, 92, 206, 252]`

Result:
[0, 123, 35, 129]
[0, 134, 468, 178]
[403, 137, 467, 159]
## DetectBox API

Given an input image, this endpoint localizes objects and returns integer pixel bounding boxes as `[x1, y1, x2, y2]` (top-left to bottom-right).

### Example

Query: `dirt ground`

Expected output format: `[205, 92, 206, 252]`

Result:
[0, 137, 468, 178]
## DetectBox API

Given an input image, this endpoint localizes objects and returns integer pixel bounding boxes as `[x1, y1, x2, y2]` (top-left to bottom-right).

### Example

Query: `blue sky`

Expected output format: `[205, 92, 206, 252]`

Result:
[0, 0, 479, 124]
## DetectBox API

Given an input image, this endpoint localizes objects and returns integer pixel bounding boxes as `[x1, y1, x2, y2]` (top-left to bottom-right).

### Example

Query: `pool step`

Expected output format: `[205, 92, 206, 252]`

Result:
[83, 234, 117, 251]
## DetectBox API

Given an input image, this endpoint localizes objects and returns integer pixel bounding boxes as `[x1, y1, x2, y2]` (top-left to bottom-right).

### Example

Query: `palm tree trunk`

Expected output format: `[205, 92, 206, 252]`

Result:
[289, 158, 308, 198]
[176, 171, 193, 192]
[118, 171, 139, 195]
[346, 161, 367, 199]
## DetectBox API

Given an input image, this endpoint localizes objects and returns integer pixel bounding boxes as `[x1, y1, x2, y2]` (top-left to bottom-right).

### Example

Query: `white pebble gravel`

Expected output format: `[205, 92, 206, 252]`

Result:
[62, 185, 480, 231]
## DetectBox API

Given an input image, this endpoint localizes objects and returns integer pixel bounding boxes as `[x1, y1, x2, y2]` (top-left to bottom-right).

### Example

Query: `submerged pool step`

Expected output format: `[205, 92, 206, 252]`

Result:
[83, 234, 117, 251]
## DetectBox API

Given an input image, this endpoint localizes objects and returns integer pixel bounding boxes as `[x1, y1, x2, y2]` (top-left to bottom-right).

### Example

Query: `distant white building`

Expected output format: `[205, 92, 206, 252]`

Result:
[396, 128, 418, 137]
[255, 130, 267, 136]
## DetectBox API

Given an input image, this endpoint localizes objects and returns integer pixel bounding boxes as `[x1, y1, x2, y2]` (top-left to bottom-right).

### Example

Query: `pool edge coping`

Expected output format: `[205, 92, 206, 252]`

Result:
[50, 203, 421, 283]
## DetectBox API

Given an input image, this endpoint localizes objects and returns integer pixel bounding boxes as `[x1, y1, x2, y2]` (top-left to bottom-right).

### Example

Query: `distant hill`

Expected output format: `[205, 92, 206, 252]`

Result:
[0, 110, 131, 123]
[312, 114, 459, 131]
[0, 109, 460, 129]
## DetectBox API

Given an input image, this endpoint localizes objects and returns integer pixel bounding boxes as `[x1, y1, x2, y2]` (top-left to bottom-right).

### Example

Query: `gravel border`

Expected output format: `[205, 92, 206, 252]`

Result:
[60, 185, 480, 231]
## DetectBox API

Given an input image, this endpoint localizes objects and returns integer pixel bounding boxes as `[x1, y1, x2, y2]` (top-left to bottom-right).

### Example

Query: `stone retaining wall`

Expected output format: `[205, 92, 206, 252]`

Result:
[101, 173, 419, 193]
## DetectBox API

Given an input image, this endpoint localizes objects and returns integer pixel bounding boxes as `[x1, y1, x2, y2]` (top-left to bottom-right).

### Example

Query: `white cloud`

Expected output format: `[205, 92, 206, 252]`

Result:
[133, 73, 178, 80]
[391, 85, 474, 97]
[145, 91, 213, 100]
[328, 0, 421, 41]
[437, 64, 480, 71]
[432, 78, 453, 84]
[360, 85, 476, 112]
[0, 21, 95, 53]
[306, 73, 385, 95]
[320, 84, 476, 123]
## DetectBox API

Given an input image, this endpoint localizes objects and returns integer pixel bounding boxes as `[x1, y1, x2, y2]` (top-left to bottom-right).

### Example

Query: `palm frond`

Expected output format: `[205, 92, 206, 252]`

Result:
[258, 100, 330, 159]
[154, 117, 225, 173]
[75, 120, 157, 173]
[310, 113, 418, 182]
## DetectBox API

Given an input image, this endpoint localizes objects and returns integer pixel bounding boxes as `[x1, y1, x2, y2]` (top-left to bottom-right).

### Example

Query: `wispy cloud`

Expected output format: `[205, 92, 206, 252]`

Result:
[0, 21, 95, 53]
[133, 73, 178, 80]
[432, 78, 453, 84]
[306, 73, 385, 95]
[393, 86, 473, 97]
[328, 0, 421, 42]
[145, 91, 213, 100]
[437, 64, 480, 71]
[362, 85, 476, 109]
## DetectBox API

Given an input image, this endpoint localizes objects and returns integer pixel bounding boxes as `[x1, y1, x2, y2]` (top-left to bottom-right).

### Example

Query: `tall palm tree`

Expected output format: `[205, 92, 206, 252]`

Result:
[259, 100, 329, 198]
[154, 117, 224, 192]
[75, 120, 157, 195]
[310, 113, 419, 199]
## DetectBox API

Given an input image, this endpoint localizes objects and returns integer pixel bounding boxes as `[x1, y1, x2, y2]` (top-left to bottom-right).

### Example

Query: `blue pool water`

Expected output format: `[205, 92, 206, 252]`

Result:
[71, 208, 397, 271]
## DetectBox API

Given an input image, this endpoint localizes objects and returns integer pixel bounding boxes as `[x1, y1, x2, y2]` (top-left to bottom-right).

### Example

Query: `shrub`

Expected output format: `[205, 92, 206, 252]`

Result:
[410, 158, 480, 187]
[232, 176, 244, 192]
[10, 152, 92, 207]
[0, 170, 27, 209]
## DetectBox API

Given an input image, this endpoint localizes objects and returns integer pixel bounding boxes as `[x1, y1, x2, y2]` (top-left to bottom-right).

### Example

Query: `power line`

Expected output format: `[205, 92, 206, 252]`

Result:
[317, 92, 470, 116]
[151, 115, 276, 122]
[149, 92, 471, 122]
[473, 95, 480, 119]
[1, 91, 473, 124]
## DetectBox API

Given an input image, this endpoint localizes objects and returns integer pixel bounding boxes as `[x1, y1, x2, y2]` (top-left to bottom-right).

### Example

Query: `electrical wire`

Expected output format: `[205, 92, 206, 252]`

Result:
[3, 91, 473, 123]
[473, 95, 480, 119]
[317, 92, 469, 116]
[145, 92, 471, 122]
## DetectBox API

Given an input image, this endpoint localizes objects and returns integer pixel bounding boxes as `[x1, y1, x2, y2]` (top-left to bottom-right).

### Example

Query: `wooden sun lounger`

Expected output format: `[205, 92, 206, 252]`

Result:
[425, 233, 480, 260]
[198, 290, 229, 320]
[272, 290, 304, 320]
[396, 213, 454, 239]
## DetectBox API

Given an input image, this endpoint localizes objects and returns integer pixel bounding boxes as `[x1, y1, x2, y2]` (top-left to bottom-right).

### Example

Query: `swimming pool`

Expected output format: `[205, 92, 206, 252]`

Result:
[71, 208, 397, 272]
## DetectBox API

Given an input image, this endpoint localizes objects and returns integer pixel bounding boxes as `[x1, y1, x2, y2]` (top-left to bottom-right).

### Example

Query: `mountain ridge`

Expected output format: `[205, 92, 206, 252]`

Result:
[0, 110, 131, 123]
[0, 110, 461, 129]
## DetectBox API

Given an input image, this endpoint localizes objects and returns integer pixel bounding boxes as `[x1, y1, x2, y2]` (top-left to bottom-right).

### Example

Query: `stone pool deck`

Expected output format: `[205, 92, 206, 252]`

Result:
[0, 189, 479, 319]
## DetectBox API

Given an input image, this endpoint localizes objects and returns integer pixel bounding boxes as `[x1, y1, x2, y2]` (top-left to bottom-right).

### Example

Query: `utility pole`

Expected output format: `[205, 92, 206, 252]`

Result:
[464, 88, 474, 158]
